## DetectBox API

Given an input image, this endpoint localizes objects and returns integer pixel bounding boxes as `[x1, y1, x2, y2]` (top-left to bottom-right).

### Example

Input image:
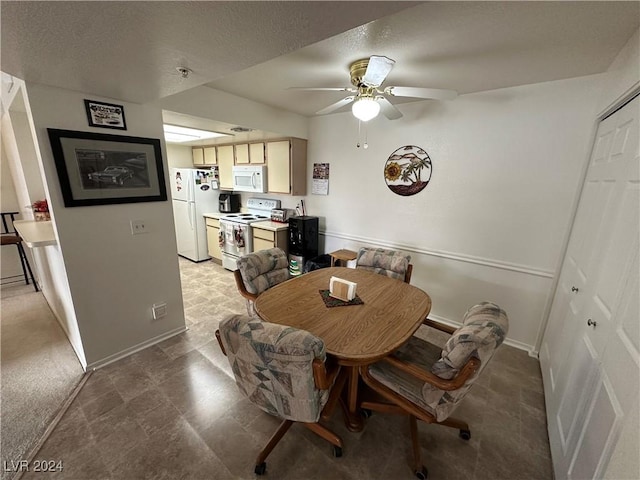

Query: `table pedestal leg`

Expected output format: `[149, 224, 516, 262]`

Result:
[345, 366, 364, 432]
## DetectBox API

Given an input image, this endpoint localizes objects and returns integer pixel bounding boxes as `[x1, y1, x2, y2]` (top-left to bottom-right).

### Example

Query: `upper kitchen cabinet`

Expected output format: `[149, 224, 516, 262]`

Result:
[249, 142, 266, 164]
[234, 144, 250, 164]
[217, 145, 235, 190]
[266, 138, 307, 196]
[236, 142, 265, 164]
[203, 146, 217, 165]
[192, 147, 204, 166]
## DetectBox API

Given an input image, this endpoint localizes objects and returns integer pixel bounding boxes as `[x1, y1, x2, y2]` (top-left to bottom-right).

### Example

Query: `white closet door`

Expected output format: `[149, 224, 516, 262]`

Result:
[541, 94, 639, 479]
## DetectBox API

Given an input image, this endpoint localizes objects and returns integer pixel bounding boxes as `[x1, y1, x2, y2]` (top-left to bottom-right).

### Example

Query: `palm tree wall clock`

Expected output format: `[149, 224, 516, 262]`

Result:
[384, 145, 432, 196]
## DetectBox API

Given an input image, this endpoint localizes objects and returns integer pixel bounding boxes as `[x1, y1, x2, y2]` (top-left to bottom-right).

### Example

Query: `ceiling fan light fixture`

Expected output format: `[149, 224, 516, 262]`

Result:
[352, 97, 380, 122]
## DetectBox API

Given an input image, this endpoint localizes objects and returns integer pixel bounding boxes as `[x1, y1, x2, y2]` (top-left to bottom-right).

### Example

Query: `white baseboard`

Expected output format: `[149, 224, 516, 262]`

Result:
[86, 325, 187, 371]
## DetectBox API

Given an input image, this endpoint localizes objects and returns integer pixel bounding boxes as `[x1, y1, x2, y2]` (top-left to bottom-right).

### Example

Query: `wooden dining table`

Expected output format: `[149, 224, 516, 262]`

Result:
[254, 266, 432, 431]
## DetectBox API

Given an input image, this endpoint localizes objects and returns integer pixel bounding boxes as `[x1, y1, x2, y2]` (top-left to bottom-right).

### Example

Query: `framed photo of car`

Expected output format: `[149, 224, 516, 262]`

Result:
[47, 129, 167, 207]
[84, 99, 127, 130]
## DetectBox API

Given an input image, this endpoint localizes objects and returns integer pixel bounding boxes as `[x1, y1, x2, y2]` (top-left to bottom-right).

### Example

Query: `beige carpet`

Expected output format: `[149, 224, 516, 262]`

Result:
[1, 288, 84, 480]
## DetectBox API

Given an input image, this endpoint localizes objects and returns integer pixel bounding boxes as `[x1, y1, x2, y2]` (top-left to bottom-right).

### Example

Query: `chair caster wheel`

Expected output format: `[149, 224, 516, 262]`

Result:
[415, 466, 429, 479]
[254, 462, 266, 475]
[459, 429, 471, 440]
[333, 446, 343, 458]
[360, 408, 372, 419]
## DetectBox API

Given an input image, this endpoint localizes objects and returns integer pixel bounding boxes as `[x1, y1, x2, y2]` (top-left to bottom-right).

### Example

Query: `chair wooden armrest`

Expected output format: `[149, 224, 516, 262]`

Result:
[234, 269, 259, 302]
[312, 357, 341, 390]
[404, 264, 413, 284]
[215, 330, 226, 356]
[421, 317, 457, 335]
[381, 354, 480, 391]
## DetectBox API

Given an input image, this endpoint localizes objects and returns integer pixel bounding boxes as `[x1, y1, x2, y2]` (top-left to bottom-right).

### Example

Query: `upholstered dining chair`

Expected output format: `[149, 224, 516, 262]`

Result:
[1, 211, 38, 291]
[234, 247, 290, 317]
[355, 247, 413, 283]
[216, 314, 348, 476]
[359, 302, 509, 479]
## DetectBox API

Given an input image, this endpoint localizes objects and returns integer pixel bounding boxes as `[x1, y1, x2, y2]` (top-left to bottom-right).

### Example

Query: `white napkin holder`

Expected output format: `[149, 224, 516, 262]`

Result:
[329, 276, 357, 302]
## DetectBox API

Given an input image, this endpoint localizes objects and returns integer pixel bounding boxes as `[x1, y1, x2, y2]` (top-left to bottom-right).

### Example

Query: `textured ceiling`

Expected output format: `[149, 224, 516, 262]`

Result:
[206, 1, 640, 117]
[1, 1, 416, 103]
[1, 1, 638, 127]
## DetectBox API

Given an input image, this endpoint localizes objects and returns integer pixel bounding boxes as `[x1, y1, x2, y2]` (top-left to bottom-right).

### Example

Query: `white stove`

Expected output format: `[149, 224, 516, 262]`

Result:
[219, 198, 281, 270]
[220, 213, 270, 224]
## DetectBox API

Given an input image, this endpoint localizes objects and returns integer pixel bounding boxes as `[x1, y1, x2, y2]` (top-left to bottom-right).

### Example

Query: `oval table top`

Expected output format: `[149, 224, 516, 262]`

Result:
[254, 267, 432, 365]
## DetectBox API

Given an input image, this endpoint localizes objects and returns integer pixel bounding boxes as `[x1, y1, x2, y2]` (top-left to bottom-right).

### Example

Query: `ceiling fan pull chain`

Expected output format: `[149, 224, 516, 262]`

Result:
[364, 123, 369, 149]
[356, 120, 362, 148]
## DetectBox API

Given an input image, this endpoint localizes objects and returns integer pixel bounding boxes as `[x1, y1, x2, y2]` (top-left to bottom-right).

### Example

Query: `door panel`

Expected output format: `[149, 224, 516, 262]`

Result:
[568, 375, 621, 480]
[555, 336, 598, 455]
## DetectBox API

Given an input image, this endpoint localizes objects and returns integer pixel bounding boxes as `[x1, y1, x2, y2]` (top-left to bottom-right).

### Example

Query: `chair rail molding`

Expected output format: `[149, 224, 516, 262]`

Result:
[321, 230, 555, 279]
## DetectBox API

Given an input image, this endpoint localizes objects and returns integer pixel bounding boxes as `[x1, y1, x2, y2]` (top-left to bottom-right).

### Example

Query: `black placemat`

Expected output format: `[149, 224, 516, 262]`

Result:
[319, 289, 364, 308]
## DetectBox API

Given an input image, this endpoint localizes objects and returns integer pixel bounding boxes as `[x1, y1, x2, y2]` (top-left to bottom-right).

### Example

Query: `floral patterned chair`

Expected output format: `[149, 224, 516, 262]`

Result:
[355, 247, 413, 283]
[234, 247, 290, 317]
[359, 302, 509, 479]
[216, 314, 347, 476]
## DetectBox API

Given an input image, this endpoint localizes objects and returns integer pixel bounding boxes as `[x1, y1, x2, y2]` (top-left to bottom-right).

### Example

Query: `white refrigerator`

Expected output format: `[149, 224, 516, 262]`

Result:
[170, 167, 219, 261]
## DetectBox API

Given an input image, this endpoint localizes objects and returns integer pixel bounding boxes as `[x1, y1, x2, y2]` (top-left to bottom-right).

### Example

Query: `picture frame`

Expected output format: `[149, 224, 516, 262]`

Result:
[47, 129, 167, 207]
[84, 99, 127, 130]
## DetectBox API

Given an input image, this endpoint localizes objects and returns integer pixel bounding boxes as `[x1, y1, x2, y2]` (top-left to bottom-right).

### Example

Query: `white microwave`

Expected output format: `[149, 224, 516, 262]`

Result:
[232, 165, 267, 193]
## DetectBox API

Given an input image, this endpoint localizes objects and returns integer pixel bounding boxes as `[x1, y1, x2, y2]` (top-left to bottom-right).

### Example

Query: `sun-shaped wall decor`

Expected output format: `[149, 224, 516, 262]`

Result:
[384, 145, 432, 196]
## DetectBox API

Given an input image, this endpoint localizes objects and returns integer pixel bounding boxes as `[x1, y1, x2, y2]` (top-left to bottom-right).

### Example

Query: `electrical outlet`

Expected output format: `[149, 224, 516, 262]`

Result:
[152, 303, 167, 320]
[130, 220, 147, 235]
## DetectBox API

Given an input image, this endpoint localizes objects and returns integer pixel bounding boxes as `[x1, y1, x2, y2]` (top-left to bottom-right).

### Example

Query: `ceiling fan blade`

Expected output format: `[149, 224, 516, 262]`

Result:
[385, 86, 458, 100]
[288, 87, 357, 93]
[315, 96, 355, 115]
[377, 97, 403, 120]
[362, 55, 395, 87]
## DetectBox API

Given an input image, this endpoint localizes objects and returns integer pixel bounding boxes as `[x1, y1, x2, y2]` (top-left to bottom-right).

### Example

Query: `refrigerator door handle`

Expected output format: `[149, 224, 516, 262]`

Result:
[188, 202, 194, 230]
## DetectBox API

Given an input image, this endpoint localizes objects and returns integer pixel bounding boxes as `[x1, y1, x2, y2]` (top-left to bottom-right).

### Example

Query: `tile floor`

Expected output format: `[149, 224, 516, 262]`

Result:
[21, 258, 553, 479]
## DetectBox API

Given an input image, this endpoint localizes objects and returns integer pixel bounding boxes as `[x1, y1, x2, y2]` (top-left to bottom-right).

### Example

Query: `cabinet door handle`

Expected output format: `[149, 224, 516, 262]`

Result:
[587, 319, 597, 328]
[571, 286, 579, 292]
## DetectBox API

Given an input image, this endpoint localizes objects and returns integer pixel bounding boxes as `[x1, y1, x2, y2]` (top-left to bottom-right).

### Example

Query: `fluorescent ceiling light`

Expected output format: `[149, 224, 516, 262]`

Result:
[163, 124, 231, 143]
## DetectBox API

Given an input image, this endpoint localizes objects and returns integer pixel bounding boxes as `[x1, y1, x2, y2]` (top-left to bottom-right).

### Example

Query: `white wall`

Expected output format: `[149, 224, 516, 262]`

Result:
[305, 74, 605, 351]
[25, 83, 186, 368]
[598, 28, 640, 114]
[156, 86, 309, 140]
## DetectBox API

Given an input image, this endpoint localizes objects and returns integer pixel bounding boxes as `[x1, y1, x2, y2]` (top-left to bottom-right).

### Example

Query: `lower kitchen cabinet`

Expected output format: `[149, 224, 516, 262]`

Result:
[205, 217, 223, 263]
[253, 225, 288, 255]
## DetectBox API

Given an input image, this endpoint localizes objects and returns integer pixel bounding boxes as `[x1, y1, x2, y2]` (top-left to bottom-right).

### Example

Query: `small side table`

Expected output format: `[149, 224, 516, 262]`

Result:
[329, 249, 358, 267]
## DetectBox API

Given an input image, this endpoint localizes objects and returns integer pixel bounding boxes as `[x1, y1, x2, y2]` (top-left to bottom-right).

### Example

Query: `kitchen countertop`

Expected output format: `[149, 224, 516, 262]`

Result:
[13, 220, 57, 247]
[203, 212, 223, 219]
[251, 220, 289, 231]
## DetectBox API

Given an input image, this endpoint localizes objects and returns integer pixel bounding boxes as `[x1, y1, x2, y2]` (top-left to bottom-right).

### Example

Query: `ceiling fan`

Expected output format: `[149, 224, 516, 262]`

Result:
[290, 55, 457, 121]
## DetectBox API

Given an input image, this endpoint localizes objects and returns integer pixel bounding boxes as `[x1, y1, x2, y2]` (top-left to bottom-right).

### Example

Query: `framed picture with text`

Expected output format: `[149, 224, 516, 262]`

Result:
[84, 99, 127, 130]
[47, 129, 167, 207]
